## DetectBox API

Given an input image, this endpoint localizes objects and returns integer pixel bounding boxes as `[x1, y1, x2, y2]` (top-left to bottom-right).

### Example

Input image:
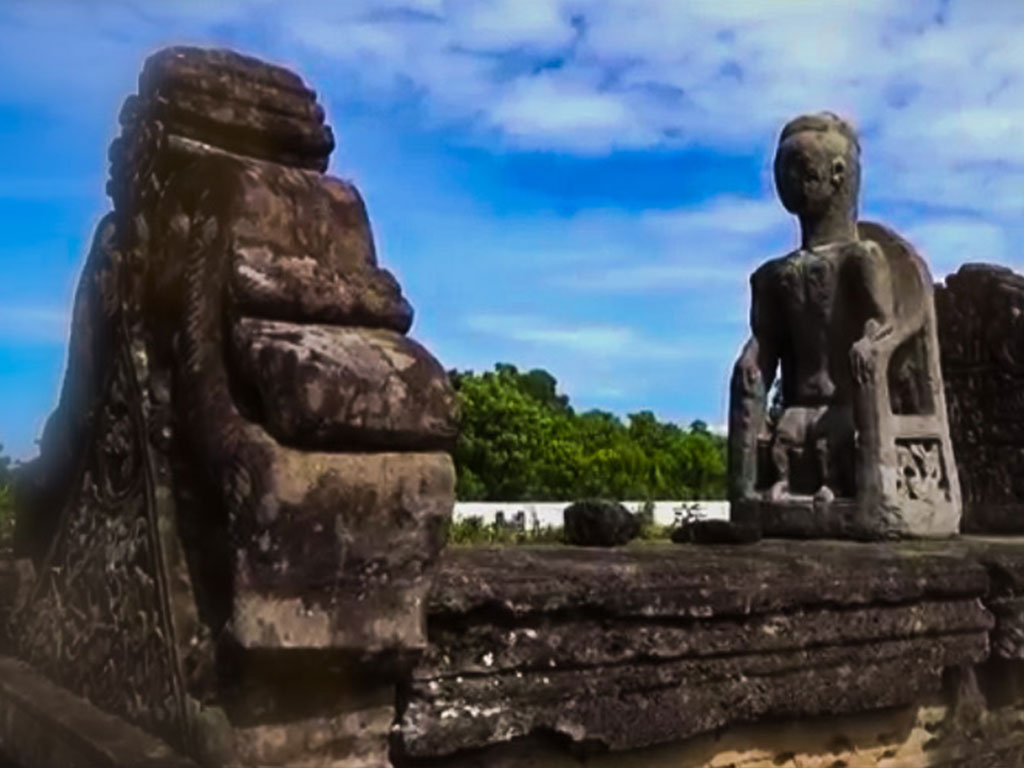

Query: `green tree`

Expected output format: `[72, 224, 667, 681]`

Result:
[450, 366, 727, 502]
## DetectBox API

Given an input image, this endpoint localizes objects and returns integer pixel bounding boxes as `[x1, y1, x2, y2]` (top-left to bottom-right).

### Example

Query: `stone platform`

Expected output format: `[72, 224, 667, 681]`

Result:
[397, 537, 1024, 765]
[7, 538, 1024, 765]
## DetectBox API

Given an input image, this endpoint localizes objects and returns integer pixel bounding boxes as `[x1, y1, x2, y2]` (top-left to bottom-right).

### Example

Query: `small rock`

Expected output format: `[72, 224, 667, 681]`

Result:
[563, 499, 639, 547]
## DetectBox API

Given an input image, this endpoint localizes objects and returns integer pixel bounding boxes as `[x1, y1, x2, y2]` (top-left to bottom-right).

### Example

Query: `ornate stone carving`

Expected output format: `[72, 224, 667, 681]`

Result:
[727, 113, 961, 539]
[11, 46, 457, 767]
[16, 328, 187, 745]
[936, 264, 1024, 532]
[894, 439, 949, 504]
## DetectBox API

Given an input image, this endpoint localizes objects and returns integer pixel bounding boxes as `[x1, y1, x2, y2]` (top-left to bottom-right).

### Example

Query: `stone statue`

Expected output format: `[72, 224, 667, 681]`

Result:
[728, 112, 961, 539]
[10, 47, 457, 767]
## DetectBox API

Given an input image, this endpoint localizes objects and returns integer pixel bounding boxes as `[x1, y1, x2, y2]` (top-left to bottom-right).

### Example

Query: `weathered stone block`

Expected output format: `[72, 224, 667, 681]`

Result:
[229, 443, 455, 652]
[400, 542, 995, 760]
[231, 320, 457, 451]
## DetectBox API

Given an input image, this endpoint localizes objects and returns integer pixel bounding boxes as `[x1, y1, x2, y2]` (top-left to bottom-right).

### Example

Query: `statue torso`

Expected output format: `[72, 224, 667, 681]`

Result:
[763, 241, 876, 407]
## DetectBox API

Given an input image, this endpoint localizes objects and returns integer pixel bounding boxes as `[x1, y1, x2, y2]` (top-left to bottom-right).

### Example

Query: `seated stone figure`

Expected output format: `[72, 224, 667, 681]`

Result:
[728, 112, 961, 539]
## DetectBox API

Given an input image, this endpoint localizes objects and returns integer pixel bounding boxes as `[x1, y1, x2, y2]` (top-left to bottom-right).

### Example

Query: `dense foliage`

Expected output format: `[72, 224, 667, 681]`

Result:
[449, 364, 727, 501]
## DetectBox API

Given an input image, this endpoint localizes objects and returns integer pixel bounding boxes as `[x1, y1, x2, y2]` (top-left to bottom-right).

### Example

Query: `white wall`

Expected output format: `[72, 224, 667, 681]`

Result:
[453, 500, 729, 528]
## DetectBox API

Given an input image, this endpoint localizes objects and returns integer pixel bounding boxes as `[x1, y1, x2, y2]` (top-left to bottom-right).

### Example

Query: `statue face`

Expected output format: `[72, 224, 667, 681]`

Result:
[774, 130, 851, 218]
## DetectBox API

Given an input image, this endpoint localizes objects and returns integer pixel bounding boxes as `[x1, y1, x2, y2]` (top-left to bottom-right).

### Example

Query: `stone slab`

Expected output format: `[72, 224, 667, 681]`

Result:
[0, 656, 197, 768]
[400, 540, 1004, 759]
[427, 541, 989, 619]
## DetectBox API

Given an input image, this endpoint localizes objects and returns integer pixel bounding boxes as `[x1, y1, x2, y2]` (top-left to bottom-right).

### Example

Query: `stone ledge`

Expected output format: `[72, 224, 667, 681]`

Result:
[0, 656, 197, 768]
[399, 538, 1024, 760]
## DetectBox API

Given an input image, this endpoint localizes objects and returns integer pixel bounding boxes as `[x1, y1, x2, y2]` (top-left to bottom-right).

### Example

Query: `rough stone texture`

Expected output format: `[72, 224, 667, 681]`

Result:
[936, 264, 1024, 534]
[231, 319, 457, 451]
[728, 112, 961, 539]
[0, 655, 198, 768]
[563, 499, 639, 547]
[395, 696, 1024, 767]
[671, 518, 760, 544]
[9, 46, 456, 768]
[399, 541, 998, 760]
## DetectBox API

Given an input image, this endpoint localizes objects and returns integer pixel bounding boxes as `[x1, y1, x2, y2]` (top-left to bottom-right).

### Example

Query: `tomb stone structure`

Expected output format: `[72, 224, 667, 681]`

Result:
[9, 50, 1024, 768]
[936, 264, 1024, 533]
[7, 46, 457, 767]
[728, 112, 961, 539]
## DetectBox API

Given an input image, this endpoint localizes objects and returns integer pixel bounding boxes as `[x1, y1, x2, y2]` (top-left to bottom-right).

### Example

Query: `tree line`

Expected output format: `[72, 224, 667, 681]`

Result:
[449, 364, 727, 501]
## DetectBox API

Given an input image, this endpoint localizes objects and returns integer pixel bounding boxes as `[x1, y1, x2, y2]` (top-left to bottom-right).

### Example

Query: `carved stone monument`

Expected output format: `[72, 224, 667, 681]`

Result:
[728, 112, 961, 539]
[9, 47, 457, 767]
[936, 264, 1024, 533]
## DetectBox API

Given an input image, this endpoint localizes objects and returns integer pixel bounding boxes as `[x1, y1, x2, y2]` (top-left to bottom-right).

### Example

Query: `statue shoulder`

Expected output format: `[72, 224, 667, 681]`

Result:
[751, 252, 797, 290]
[848, 238, 889, 274]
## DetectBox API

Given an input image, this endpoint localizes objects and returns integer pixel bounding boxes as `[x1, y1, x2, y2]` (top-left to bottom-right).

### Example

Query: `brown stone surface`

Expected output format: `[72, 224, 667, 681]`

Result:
[426, 542, 989, 618]
[228, 444, 455, 652]
[936, 264, 1024, 534]
[396, 697, 1024, 767]
[0, 655, 197, 768]
[399, 541, 1000, 759]
[231, 320, 457, 451]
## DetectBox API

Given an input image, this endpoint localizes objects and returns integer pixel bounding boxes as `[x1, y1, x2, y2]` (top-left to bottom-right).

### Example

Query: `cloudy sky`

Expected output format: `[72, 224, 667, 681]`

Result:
[1, 0, 1022, 458]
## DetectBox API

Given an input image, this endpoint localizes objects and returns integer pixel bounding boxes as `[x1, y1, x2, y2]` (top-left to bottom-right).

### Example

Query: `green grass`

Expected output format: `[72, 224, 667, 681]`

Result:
[444, 509, 681, 546]
[445, 515, 566, 546]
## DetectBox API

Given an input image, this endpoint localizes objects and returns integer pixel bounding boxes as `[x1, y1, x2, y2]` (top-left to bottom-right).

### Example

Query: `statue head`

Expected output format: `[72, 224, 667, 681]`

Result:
[774, 112, 860, 222]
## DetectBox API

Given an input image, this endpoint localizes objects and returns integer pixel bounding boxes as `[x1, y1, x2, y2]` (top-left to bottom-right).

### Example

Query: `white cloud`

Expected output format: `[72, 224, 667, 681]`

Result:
[7, 0, 1024, 216]
[0, 305, 69, 344]
[562, 263, 747, 292]
[555, 195, 790, 293]
[465, 313, 702, 360]
[489, 73, 650, 151]
[903, 218, 1013, 279]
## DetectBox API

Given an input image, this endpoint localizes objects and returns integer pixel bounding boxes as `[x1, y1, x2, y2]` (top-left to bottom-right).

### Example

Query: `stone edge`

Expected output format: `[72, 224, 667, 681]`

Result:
[0, 656, 198, 768]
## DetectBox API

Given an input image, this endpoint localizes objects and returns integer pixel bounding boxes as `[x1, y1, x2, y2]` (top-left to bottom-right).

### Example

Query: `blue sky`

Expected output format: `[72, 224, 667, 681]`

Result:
[2, 0, 1024, 459]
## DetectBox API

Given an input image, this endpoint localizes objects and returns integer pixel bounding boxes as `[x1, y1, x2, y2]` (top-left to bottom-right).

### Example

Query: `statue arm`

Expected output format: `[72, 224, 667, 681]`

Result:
[850, 241, 918, 382]
[728, 268, 780, 502]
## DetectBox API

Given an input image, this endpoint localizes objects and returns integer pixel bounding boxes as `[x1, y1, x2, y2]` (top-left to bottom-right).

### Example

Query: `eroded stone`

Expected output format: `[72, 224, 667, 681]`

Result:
[231, 320, 457, 451]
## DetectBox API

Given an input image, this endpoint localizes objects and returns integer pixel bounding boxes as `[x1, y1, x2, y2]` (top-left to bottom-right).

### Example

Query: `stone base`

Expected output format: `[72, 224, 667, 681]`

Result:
[962, 503, 1024, 534]
[402, 692, 1024, 767]
[733, 496, 960, 540]
[399, 541, 995, 760]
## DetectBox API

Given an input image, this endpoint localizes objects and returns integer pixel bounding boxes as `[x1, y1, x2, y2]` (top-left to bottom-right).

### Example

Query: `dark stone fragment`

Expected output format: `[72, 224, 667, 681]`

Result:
[671, 518, 761, 545]
[141, 46, 311, 97]
[936, 263, 1024, 533]
[150, 89, 334, 163]
[563, 499, 639, 547]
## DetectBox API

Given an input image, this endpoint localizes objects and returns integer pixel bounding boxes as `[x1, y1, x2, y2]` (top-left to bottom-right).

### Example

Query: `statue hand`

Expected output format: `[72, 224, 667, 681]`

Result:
[850, 336, 880, 384]
[742, 359, 762, 391]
